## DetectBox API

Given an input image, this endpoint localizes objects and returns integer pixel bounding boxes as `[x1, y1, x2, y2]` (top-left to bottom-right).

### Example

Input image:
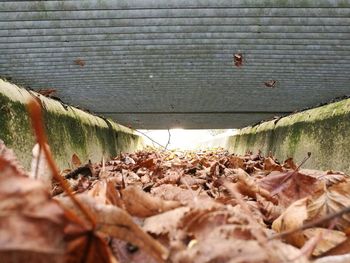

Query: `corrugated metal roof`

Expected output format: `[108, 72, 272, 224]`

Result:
[1, 0, 350, 128]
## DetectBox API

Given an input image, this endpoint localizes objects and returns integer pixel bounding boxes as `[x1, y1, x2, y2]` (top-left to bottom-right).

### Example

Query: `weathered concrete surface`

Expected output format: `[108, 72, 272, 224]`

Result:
[1, 1, 350, 129]
[201, 99, 350, 173]
[0, 79, 144, 170]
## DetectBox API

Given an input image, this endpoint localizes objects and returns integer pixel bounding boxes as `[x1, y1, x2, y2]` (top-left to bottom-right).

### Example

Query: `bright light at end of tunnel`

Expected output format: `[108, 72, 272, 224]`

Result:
[170, 128, 184, 131]
[138, 129, 236, 150]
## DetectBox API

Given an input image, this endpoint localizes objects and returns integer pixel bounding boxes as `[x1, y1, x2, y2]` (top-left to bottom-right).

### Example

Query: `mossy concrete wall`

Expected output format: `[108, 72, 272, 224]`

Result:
[0, 79, 144, 170]
[202, 99, 350, 173]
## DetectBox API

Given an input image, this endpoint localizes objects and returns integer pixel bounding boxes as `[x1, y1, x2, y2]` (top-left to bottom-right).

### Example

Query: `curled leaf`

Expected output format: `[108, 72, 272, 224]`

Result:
[121, 186, 181, 217]
[74, 58, 86, 67]
[272, 198, 309, 247]
[264, 80, 277, 88]
[307, 180, 350, 230]
[233, 53, 243, 67]
[71, 153, 82, 168]
[58, 195, 169, 262]
[0, 154, 67, 263]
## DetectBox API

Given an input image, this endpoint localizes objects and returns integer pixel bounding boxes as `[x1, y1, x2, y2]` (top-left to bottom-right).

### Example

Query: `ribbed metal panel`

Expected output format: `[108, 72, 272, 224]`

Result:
[1, 0, 350, 129]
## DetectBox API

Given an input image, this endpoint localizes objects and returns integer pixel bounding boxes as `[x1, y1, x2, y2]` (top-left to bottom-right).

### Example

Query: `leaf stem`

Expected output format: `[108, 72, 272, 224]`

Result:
[270, 205, 350, 241]
[27, 99, 97, 228]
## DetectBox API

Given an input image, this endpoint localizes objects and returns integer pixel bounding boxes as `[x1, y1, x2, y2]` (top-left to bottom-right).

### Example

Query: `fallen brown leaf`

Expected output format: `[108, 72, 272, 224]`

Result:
[74, 58, 86, 67]
[36, 88, 57, 97]
[307, 180, 350, 230]
[233, 53, 243, 67]
[264, 80, 277, 88]
[120, 186, 182, 217]
[4, 107, 350, 263]
[272, 198, 309, 247]
[143, 207, 191, 236]
[0, 151, 67, 263]
[71, 153, 82, 168]
[58, 195, 169, 262]
[259, 170, 323, 207]
[264, 157, 283, 172]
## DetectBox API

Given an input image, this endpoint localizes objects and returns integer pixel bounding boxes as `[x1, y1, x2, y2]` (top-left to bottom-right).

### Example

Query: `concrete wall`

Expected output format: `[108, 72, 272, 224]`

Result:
[200, 99, 350, 173]
[0, 79, 144, 170]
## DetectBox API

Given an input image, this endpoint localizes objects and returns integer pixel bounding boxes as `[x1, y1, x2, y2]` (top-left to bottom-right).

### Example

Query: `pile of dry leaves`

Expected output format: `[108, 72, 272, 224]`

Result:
[1, 100, 350, 263]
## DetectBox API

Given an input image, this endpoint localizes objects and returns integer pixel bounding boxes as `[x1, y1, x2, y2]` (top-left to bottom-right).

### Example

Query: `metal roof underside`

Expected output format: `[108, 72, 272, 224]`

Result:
[1, 0, 350, 129]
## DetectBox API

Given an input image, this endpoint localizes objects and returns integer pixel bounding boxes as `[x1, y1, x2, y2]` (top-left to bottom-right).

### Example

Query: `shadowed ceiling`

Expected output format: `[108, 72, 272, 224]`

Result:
[1, 0, 350, 128]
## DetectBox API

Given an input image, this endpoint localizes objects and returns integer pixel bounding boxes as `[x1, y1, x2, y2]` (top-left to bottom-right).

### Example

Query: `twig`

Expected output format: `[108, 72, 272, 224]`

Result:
[165, 129, 171, 150]
[281, 152, 311, 183]
[34, 144, 41, 179]
[271, 152, 312, 195]
[135, 130, 168, 150]
[269, 205, 350, 241]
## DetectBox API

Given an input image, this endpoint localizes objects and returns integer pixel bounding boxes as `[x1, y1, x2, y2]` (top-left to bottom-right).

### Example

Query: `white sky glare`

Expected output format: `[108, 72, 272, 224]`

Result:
[138, 129, 237, 150]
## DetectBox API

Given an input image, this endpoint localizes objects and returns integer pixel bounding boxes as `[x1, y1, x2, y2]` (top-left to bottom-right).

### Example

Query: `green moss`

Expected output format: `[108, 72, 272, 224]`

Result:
[265, 128, 277, 154]
[0, 81, 143, 170]
[337, 0, 350, 8]
[276, 0, 289, 7]
[314, 113, 350, 169]
[42, 109, 142, 168]
[43, 110, 87, 161]
[94, 123, 118, 157]
[285, 123, 303, 156]
[245, 133, 255, 149]
[116, 131, 139, 153]
[0, 93, 35, 168]
[227, 104, 350, 173]
[0, 97, 11, 143]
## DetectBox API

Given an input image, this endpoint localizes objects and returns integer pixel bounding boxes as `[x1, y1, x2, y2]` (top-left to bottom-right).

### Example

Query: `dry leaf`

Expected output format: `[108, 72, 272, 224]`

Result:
[36, 88, 57, 97]
[284, 158, 297, 170]
[74, 58, 86, 67]
[256, 194, 283, 222]
[120, 186, 181, 217]
[264, 80, 277, 88]
[227, 156, 245, 169]
[264, 157, 283, 172]
[259, 171, 323, 207]
[151, 184, 210, 204]
[87, 179, 122, 206]
[314, 254, 350, 263]
[110, 238, 157, 263]
[143, 207, 190, 236]
[30, 143, 52, 188]
[273, 197, 347, 255]
[272, 198, 309, 247]
[124, 156, 136, 165]
[0, 155, 67, 263]
[174, 235, 308, 263]
[137, 158, 157, 170]
[0, 140, 26, 176]
[64, 227, 118, 263]
[58, 195, 169, 262]
[3, 122, 350, 263]
[72, 153, 82, 168]
[307, 180, 350, 230]
[233, 53, 243, 67]
[303, 228, 346, 256]
[235, 168, 278, 204]
[301, 169, 349, 186]
[319, 236, 350, 257]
